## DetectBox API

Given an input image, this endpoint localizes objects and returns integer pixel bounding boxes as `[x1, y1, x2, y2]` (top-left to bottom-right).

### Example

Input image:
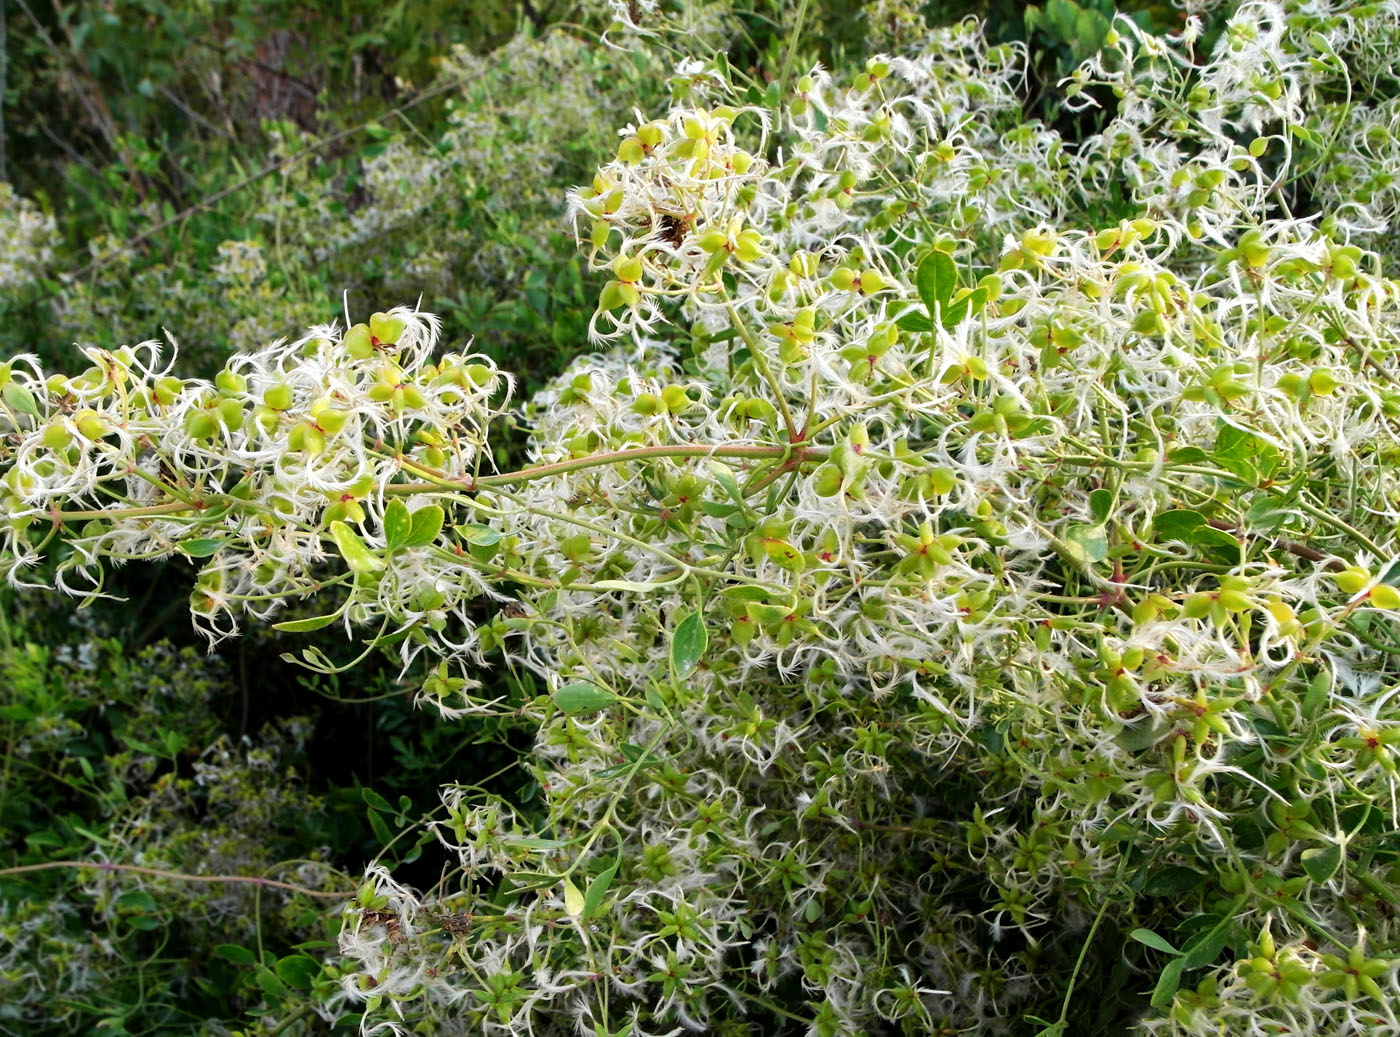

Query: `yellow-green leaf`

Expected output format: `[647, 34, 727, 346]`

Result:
[761, 537, 805, 571]
[330, 521, 384, 573]
[563, 877, 585, 917]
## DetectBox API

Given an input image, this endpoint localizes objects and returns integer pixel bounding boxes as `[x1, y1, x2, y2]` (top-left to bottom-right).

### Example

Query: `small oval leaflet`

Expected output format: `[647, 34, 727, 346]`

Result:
[760, 537, 805, 570]
[553, 681, 617, 715]
[274, 954, 321, 991]
[215, 943, 257, 965]
[1142, 866, 1205, 897]
[454, 522, 499, 546]
[1063, 523, 1108, 565]
[1301, 842, 1342, 884]
[671, 610, 707, 679]
[1128, 927, 1180, 955]
[383, 498, 412, 549]
[2, 381, 40, 417]
[330, 520, 384, 573]
[916, 249, 958, 315]
[273, 610, 344, 633]
[406, 505, 446, 546]
[255, 965, 288, 997]
[180, 538, 225, 558]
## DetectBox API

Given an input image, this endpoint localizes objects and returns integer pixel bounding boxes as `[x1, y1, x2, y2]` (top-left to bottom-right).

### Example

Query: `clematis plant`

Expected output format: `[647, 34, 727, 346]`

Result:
[6, 3, 1400, 1035]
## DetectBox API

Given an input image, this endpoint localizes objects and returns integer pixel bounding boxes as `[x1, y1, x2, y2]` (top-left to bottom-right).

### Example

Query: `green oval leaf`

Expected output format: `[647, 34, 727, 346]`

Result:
[406, 505, 446, 546]
[553, 681, 617, 715]
[215, 943, 257, 965]
[671, 611, 708, 680]
[1150, 957, 1186, 1008]
[563, 876, 585, 917]
[273, 610, 344, 633]
[896, 310, 933, 333]
[1143, 866, 1205, 897]
[254, 965, 288, 997]
[115, 890, 158, 914]
[453, 521, 499, 546]
[1129, 928, 1181, 956]
[1301, 842, 1342, 884]
[383, 498, 412, 549]
[362, 787, 393, 812]
[3, 381, 40, 417]
[1089, 488, 1115, 525]
[274, 954, 321, 991]
[504, 837, 569, 851]
[1180, 925, 1233, 970]
[1064, 523, 1108, 565]
[940, 285, 987, 329]
[1153, 509, 1206, 540]
[760, 537, 805, 570]
[916, 249, 958, 313]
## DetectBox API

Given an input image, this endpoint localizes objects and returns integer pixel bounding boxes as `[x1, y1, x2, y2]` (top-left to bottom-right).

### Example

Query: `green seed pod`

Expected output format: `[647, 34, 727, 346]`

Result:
[1308, 368, 1341, 395]
[1370, 584, 1400, 610]
[734, 230, 763, 263]
[288, 422, 326, 456]
[217, 397, 244, 429]
[698, 230, 729, 253]
[660, 385, 690, 413]
[613, 255, 644, 283]
[41, 423, 73, 451]
[370, 312, 406, 345]
[342, 324, 374, 360]
[185, 410, 220, 441]
[1182, 593, 1213, 619]
[743, 398, 775, 421]
[1334, 567, 1371, 595]
[74, 409, 108, 441]
[264, 383, 295, 411]
[813, 465, 844, 497]
[316, 406, 349, 436]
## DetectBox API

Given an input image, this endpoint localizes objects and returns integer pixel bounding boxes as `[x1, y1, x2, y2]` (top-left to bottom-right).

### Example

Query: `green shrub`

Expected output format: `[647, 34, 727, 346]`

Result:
[6, 1, 1400, 1035]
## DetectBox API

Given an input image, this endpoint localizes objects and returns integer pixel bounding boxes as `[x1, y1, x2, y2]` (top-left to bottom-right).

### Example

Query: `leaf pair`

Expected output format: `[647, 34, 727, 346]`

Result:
[550, 610, 707, 717]
[897, 250, 990, 332]
[562, 855, 620, 922]
[381, 498, 446, 551]
[332, 501, 445, 572]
